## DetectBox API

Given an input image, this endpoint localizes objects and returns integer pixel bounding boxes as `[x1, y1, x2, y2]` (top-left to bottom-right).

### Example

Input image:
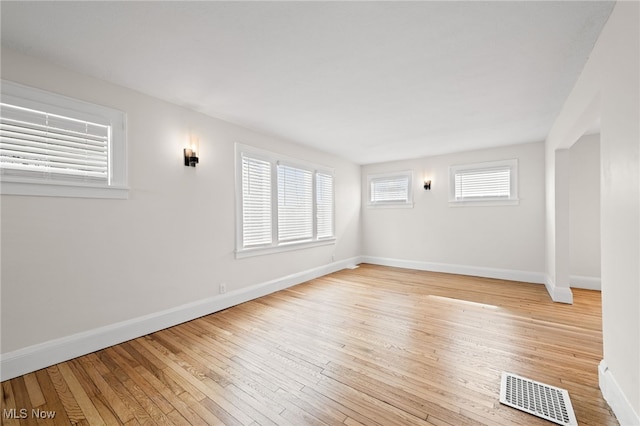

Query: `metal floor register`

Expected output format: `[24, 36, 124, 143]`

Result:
[499, 372, 578, 426]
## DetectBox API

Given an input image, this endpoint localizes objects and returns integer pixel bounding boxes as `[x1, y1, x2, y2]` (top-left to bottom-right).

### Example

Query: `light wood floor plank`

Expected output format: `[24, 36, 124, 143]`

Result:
[2, 381, 23, 426]
[66, 359, 121, 425]
[1, 265, 618, 425]
[33, 369, 71, 426]
[9, 376, 37, 426]
[22, 373, 45, 409]
[57, 362, 106, 426]
[46, 365, 85, 425]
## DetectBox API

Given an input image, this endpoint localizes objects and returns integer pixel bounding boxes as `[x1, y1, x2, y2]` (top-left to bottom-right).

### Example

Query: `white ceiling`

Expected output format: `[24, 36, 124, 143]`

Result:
[1, 1, 614, 164]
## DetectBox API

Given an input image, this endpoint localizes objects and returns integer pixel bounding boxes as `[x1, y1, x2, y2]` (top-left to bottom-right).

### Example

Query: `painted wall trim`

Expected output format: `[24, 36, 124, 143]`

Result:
[544, 275, 574, 304]
[0, 256, 361, 381]
[361, 256, 546, 284]
[599, 360, 640, 426]
[569, 275, 601, 290]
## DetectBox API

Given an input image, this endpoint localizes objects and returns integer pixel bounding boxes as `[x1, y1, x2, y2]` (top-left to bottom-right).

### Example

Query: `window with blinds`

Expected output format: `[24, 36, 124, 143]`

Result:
[449, 159, 518, 205]
[236, 144, 335, 256]
[0, 80, 127, 198]
[241, 155, 272, 247]
[1, 104, 109, 183]
[316, 173, 334, 239]
[277, 164, 313, 242]
[367, 170, 413, 207]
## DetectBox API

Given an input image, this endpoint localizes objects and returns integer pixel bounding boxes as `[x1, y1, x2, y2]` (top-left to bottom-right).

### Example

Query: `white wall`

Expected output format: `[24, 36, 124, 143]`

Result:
[546, 2, 639, 423]
[569, 133, 601, 288]
[361, 141, 546, 282]
[0, 49, 361, 361]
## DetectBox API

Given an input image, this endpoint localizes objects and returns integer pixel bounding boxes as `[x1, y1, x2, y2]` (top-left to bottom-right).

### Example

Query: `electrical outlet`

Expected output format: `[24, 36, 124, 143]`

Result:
[219, 283, 227, 294]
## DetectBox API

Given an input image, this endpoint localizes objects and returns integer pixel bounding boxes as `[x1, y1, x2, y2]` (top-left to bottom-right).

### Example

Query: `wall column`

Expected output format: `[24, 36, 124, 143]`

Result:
[553, 149, 573, 303]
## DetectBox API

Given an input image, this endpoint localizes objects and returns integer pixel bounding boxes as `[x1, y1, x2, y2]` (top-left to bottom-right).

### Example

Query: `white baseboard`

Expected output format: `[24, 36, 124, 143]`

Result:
[599, 360, 640, 425]
[570, 275, 601, 290]
[544, 275, 574, 304]
[0, 257, 360, 382]
[360, 256, 547, 284]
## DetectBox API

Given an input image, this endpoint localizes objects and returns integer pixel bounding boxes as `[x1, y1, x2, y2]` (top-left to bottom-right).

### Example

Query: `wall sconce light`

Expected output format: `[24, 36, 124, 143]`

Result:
[184, 136, 199, 167]
[424, 180, 432, 190]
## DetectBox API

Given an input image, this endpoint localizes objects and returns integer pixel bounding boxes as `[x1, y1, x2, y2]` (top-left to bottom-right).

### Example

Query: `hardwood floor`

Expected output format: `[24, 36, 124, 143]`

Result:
[1, 264, 618, 425]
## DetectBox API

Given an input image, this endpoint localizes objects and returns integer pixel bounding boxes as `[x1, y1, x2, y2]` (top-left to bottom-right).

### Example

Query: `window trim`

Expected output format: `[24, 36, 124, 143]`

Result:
[448, 159, 519, 206]
[235, 143, 335, 258]
[367, 170, 414, 208]
[0, 80, 128, 199]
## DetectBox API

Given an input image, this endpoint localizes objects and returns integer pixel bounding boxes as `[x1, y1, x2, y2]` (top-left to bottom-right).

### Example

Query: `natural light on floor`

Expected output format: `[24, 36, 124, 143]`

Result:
[427, 294, 499, 310]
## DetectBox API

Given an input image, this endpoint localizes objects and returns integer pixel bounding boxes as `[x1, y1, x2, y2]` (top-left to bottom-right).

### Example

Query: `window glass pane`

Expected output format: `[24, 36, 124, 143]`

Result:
[0, 103, 109, 182]
[316, 173, 333, 239]
[277, 165, 313, 242]
[242, 156, 272, 247]
[371, 176, 409, 202]
[454, 167, 510, 199]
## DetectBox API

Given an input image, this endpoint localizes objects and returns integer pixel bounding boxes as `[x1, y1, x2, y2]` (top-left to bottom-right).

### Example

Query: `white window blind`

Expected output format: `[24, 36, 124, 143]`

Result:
[277, 164, 313, 242]
[449, 159, 518, 205]
[316, 172, 334, 239]
[0, 80, 127, 199]
[241, 155, 272, 247]
[236, 144, 335, 257]
[454, 166, 511, 200]
[369, 172, 412, 205]
[0, 103, 109, 183]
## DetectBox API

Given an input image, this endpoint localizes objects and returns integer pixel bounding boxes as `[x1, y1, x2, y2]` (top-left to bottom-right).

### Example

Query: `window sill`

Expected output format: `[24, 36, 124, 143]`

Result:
[0, 178, 129, 199]
[236, 238, 336, 259]
[367, 202, 414, 209]
[449, 198, 519, 207]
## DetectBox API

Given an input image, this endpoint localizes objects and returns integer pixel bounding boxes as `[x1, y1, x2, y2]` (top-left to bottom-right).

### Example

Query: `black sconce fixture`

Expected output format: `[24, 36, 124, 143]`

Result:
[424, 180, 431, 190]
[184, 136, 199, 167]
[184, 148, 199, 167]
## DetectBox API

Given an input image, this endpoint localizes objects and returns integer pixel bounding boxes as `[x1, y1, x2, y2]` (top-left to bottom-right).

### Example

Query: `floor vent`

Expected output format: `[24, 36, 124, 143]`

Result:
[499, 372, 578, 426]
